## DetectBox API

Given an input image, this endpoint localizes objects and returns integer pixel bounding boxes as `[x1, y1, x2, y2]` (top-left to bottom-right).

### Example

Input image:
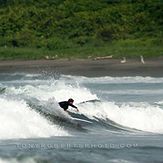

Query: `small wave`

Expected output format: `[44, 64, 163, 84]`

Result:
[78, 101, 163, 134]
[1, 73, 163, 136]
[0, 98, 69, 140]
[99, 89, 163, 95]
[29, 98, 163, 134]
[155, 101, 163, 105]
[5, 80, 97, 102]
[62, 75, 163, 84]
[28, 98, 89, 132]
[0, 158, 36, 163]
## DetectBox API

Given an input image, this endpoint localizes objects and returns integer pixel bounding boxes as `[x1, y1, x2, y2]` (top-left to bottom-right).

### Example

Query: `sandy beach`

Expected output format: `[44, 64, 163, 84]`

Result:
[0, 58, 163, 77]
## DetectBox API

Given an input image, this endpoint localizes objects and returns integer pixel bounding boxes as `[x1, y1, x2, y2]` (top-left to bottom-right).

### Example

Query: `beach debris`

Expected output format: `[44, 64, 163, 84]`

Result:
[45, 55, 58, 60]
[120, 57, 126, 63]
[94, 55, 113, 60]
[52, 55, 58, 59]
[140, 55, 145, 64]
[45, 55, 50, 60]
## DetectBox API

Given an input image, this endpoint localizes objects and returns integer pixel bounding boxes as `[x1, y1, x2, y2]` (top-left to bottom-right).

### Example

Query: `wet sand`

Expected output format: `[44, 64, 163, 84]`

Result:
[0, 58, 163, 77]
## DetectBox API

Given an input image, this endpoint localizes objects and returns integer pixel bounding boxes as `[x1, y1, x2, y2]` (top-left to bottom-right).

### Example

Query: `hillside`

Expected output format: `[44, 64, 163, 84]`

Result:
[0, 0, 162, 59]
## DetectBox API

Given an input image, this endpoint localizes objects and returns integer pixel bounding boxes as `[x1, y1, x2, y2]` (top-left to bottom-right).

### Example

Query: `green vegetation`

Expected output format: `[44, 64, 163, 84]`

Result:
[0, 0, 162, 59]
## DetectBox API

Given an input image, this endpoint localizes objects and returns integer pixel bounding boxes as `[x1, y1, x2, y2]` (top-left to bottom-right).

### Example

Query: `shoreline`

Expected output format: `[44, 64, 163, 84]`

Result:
[0, 58, 163, 77]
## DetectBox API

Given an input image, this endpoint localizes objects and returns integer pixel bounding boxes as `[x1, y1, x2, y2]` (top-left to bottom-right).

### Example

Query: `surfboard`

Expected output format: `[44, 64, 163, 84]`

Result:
[71, 117, 92, 124]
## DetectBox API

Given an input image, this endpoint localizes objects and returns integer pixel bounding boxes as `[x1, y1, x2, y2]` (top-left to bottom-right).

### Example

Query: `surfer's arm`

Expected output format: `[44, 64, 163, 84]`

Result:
[69, 104, 79, 112]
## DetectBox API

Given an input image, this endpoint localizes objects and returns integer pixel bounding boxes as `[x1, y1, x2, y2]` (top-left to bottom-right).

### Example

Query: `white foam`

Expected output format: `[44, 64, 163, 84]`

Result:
[79, 102, 163, 133]
[0, 158, 36, 163]
[62, 75, 163, 84]
[156, 101, 163, 105]
[109, 159, 134, 163]
[7, 80, 97, 103]
[0, 73, 41, 78]
[100, 89, 163, 95]
[0, 98, 69, 140]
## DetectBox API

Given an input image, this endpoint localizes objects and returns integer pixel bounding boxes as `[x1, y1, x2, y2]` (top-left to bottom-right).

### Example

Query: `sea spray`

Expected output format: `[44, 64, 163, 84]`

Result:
[0, 98, 69, 140]
[78, 101, 163, 133]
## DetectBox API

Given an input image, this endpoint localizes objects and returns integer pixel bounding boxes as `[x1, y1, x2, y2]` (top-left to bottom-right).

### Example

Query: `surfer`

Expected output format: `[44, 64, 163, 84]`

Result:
[59, 98, 79, 112]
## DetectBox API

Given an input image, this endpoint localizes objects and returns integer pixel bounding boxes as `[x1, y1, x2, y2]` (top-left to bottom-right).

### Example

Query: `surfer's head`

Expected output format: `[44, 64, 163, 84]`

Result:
[68, 98, 74, 104]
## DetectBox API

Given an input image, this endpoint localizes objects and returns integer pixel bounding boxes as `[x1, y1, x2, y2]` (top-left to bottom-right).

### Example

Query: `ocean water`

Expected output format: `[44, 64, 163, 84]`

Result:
[0, 73, 163, 163]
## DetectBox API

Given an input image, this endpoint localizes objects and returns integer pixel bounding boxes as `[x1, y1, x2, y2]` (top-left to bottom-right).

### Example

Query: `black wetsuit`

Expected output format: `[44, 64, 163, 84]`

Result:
[59, 101, 77, 111]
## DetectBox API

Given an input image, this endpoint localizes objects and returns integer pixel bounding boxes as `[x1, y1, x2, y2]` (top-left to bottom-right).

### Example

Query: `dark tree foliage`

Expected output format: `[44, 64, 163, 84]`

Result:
[0, 0, 162, 49]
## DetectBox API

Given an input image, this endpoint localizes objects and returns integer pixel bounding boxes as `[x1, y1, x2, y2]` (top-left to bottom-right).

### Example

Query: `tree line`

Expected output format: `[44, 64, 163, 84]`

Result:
[0, 0, 162, 50]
